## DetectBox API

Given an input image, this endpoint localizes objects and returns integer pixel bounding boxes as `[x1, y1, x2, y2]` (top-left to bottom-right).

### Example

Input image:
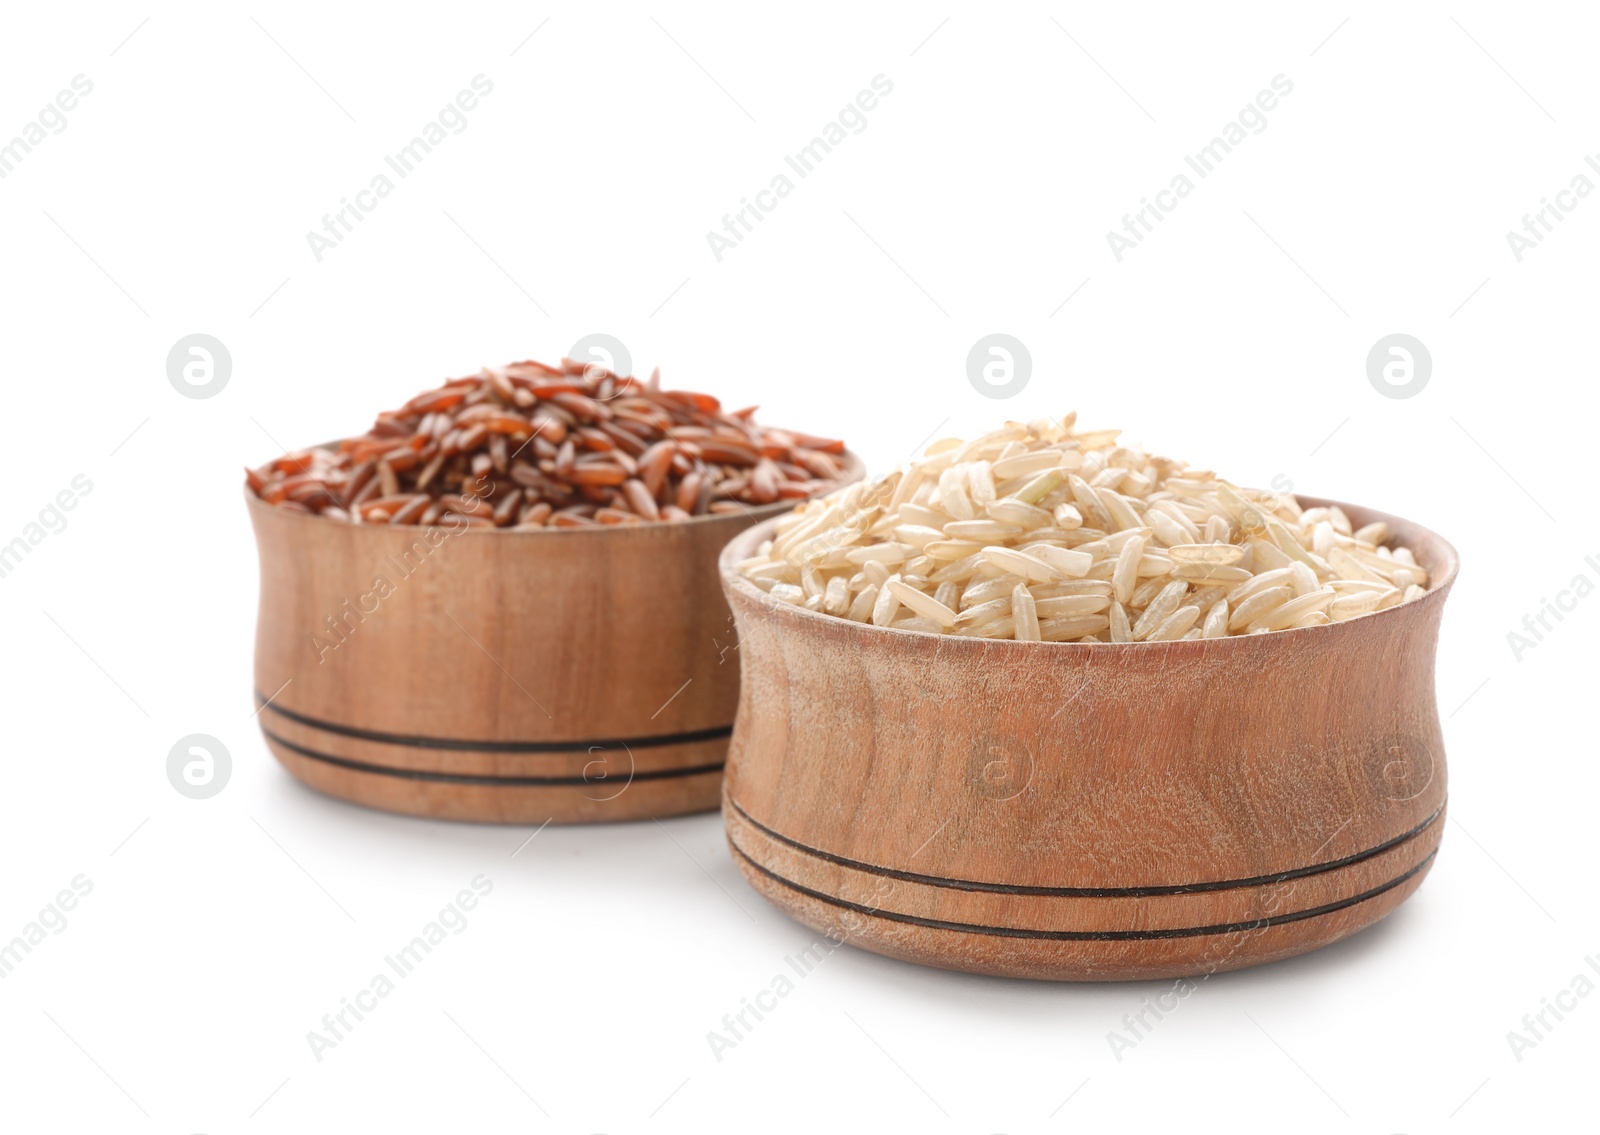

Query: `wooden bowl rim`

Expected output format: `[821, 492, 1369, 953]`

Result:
[243, 448, 865, 539]
[719, 493, 1459, 653]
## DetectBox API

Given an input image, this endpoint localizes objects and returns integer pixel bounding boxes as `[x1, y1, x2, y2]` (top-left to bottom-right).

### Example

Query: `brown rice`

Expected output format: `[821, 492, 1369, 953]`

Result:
[735, 414, 1429, 640]
[247, 359, 848, 527]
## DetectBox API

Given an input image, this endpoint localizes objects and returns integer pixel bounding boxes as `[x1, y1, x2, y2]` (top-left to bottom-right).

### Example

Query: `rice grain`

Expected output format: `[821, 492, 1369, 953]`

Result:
[738, 415, 1430, 641]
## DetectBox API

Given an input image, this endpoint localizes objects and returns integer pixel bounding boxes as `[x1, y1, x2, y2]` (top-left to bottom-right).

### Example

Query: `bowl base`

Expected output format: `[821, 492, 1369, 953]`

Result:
[725, 797, 1443, 981]
[262, 728, 723, 824]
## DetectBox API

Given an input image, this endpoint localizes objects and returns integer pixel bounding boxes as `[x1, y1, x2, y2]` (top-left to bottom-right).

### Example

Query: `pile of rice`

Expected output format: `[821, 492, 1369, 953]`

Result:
[245, 360, 848, 527]
[734, 415, 1428, 642]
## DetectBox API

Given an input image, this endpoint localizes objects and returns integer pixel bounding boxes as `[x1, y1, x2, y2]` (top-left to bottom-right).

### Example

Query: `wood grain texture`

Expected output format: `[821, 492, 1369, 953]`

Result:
[718, 497, 1458, 980]
[247, 451, 861, 824]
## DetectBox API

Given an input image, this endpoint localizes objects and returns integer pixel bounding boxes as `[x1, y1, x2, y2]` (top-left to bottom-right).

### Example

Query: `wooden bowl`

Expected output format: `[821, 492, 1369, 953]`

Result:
[718, 497, 1457, 980]
[247, 452, 861, 824]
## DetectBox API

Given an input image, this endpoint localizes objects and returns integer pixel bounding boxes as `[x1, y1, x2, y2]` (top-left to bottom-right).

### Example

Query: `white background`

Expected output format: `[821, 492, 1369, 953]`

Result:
[0, 2, 1594, 1131]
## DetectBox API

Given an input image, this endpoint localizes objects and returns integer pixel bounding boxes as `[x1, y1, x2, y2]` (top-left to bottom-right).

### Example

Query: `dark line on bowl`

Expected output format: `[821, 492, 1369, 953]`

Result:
[728, 841, 1437, 941]
[255, 691, 732, 752]
[726, 795, 1443, 897]
[261, 727, 725, 786]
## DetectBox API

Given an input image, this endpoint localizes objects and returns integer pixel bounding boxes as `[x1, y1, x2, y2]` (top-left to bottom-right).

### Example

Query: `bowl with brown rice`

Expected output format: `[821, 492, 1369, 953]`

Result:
[719, 414, 1457, 980]
[247, 359, 860, 823]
